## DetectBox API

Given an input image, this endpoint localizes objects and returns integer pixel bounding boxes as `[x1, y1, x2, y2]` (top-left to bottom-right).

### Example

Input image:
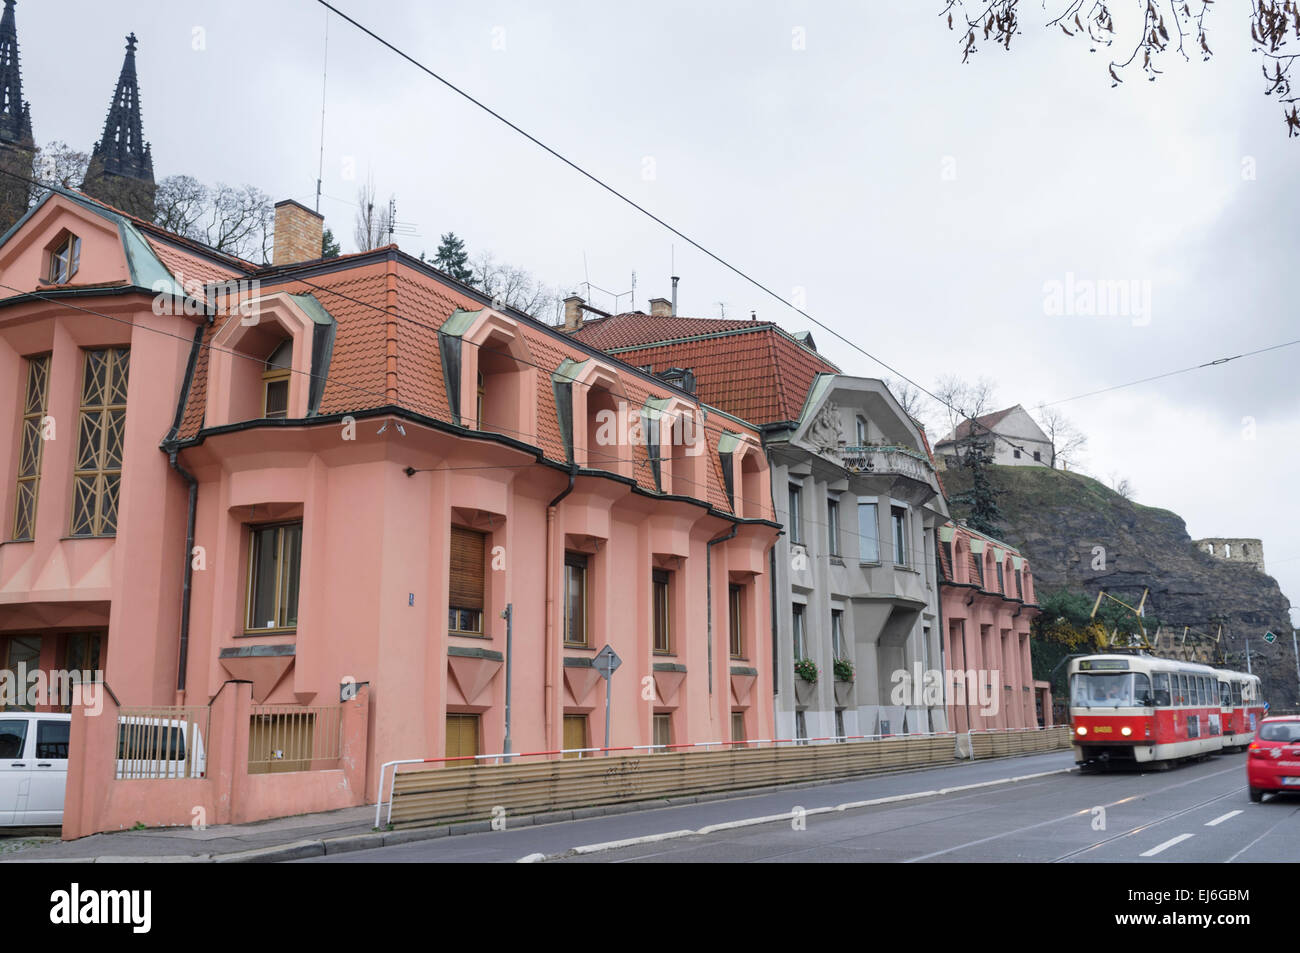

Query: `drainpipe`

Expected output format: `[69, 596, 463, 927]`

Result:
[163, 321, 207, 701]
[545, 468, 577, 749]
[168, 452, 198, 696]
[706, 524, 739, 699]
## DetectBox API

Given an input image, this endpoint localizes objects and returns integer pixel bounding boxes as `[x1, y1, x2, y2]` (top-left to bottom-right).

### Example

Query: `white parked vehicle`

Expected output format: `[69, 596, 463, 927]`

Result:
[116, 715, 206, 780]
[0, 712, 70, 826]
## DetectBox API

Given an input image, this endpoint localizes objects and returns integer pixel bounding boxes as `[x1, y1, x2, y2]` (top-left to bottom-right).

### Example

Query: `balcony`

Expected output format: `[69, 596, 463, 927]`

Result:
[835, 445, 935, 483]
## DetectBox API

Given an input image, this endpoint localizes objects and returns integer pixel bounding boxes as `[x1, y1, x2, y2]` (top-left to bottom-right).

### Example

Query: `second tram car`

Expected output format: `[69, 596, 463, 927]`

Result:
[1068, 654, 1263, 767]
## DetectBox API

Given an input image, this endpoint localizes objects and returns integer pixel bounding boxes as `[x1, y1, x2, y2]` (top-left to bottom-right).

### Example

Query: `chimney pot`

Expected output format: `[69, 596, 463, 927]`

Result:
[272, 200, 325, 266]
[564, 295, 585, 331]
[649, 297, 672, 318]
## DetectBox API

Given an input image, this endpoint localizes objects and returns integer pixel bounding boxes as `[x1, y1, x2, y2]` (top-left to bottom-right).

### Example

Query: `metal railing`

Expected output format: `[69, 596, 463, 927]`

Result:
[248, 704, 342, 774]
[116, 706, 210, 780]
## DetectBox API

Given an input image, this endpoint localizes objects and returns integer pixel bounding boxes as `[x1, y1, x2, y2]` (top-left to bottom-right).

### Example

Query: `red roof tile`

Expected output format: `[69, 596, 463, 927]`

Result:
[571, 313, 837, 426]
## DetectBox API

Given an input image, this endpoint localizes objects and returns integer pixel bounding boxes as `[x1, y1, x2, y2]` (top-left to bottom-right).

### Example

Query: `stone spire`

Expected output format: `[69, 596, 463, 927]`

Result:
[82, 32, 156, 218]
[0, 0, 33, 148]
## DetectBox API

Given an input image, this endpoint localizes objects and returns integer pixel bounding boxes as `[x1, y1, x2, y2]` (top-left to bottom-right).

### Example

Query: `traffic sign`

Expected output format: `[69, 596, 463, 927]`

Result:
[1265, 631, 1277, 644]
[593, 644, 622, 680]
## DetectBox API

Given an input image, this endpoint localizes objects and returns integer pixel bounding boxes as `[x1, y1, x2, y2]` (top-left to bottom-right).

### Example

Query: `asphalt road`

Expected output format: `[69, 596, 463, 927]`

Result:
[299, 748, 1297, 863]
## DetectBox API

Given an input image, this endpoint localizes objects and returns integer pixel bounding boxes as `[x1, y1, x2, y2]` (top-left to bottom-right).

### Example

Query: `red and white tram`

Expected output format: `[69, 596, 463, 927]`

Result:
[1068, 654, 1264, 767]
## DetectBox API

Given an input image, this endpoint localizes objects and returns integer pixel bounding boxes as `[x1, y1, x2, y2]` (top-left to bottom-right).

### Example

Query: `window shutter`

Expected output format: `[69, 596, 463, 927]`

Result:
[449, 528, 486, 609]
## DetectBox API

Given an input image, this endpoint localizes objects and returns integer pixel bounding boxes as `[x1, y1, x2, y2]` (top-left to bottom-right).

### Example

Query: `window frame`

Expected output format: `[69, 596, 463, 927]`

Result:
[563, 552, 589, 647]
[826, 496, 841, 556]
[11, 354, 51, 541]
[831, 608, 846, 660]
[857, 501, 880, 564]
[792, 603, 807, 659]
[652, 568, 672, 654]
[728, 583, 744, 659]
[47, 232, 82, 285]
[448, 527, 487, 636]
[70, 347, 129, 538]
[787, 483, 802, 545]
[890, 505, 908, 568]
[244, 520, 304, 634]
[261, 340, 293, 420]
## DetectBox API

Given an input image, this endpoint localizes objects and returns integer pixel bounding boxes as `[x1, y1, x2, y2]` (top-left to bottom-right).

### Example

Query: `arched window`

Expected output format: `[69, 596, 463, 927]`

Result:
[263, 340, 293, 419]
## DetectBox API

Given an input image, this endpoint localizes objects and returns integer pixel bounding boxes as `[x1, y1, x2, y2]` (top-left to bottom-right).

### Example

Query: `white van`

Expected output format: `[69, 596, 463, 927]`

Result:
[116, 715, 206, 780]
[0, 712, 70, 826]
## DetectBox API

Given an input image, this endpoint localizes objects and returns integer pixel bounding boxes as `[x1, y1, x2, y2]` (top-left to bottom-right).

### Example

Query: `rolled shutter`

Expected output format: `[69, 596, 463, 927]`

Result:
[449, 528, 486, 609]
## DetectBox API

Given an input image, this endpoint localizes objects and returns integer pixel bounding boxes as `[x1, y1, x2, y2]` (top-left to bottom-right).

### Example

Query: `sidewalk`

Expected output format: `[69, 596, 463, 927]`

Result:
[0, 749, 1075, 863]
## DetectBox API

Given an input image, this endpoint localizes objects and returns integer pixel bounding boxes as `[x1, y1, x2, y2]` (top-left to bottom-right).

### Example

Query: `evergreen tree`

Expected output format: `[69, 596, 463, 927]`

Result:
[432, 231, 473, 283]
[321, 226, 340, 259]
[949, 426, 1004, 538]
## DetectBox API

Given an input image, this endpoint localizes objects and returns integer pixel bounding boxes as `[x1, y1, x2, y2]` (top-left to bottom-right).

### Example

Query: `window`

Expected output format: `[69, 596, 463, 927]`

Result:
[792, 604, 806, 659]
[891, 506, 907, 567]
[1033, 450, 1041, 462]
[787, 484, 802, 544]
[70, 348, 128, 537]
[795, 710, 808, 745]
[64, 632, 103, 674]
[262, 340, 292, 419]
[245, 522, 302, 632]
[563, 714, 587, 758]
[563, 552, 588, 646]
[1015, 568, 1024, 599]
[827, 498, 840, 556]
[445, 713, 479, 768]
[831, 608, 846, 660]
[835, 709, 846, 741]
[0, 719, 27, 759]
[1013, 449, 1021, 459]
[36, 720, 69, 760]
[653, 569, 671, 653]
[995, 561, 1005, 593]
[855, 416, 867, 445]
[975, 555, 986, 588]
[476, 370, 485, 428]
[47, 232, 81, 284]
[731, 711, 746, 747]
[653, 713, 672, 752]
[857, 502, 879, 562]
[728, 584, 744, 658]
[12, 355, 50, 541]
[1152, 672, 1170, 707]
[941, 540, 954, 580]
[449, 528, 486, 635]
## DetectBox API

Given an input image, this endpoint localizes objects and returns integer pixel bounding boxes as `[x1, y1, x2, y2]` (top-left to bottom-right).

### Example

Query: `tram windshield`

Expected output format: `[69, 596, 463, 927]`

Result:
[1071, 672, 1152, 708]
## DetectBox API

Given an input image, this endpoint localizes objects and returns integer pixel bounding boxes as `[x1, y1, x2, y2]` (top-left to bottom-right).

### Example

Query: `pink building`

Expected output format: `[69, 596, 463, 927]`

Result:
[937, 523, 1049, 731]
[0, 190, 778, 836]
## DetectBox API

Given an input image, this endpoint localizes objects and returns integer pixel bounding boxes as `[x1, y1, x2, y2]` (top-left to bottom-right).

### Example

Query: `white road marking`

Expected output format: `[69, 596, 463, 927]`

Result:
[1140, 833, 1194, 857]
[1204, 810, 1242, 827]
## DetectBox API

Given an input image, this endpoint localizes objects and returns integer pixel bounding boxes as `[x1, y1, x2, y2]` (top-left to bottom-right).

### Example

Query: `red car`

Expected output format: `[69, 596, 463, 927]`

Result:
[1247, 715, 1300, 802]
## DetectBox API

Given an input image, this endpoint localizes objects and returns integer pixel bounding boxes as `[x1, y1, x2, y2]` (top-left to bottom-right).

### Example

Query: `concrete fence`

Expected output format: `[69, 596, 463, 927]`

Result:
[386, 725, 1073, 829]
[62, 679, 371, 840]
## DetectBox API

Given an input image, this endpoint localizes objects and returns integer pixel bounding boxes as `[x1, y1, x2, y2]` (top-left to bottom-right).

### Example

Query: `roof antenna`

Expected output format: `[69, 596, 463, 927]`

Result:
[315, 11, 329, 214]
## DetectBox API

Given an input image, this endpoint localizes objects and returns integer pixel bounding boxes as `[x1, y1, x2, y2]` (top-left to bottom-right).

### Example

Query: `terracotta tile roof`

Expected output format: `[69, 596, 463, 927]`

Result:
[571, 313, 838, 426]
[174, 253, 758, 518]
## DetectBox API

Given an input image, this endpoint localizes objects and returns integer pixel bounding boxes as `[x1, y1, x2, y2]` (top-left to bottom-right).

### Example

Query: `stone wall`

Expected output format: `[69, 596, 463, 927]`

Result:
[1194, 537, 1265, 572]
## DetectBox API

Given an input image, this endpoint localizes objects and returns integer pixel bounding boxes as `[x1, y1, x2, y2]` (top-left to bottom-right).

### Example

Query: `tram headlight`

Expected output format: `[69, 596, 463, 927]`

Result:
[1121, 726, 1132, 737]
[1076, 726, 1087, 736]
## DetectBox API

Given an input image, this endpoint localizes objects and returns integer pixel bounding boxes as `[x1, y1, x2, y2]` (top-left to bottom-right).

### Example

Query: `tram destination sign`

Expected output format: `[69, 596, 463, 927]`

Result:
[1079, 659, 1129, 671]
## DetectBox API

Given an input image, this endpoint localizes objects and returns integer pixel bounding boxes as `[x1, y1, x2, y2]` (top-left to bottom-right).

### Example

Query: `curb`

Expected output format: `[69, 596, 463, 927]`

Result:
[2, 748, 1075, 863]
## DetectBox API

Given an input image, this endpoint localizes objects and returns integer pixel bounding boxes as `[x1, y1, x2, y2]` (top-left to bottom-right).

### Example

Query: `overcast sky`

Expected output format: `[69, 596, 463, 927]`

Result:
[24, 1, 1300, 622]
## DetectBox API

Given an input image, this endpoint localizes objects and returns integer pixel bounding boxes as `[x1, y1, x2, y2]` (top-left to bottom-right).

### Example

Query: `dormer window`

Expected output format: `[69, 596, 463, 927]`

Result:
[47, 232, 82, 285]
[262, 340, 293, 419]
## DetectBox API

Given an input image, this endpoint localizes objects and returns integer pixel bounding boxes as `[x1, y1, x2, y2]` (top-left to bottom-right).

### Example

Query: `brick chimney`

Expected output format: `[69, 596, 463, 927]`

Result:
[649, 297, 672, 317]
[564, 295, 585, 331]
[272, 200, 325, 266]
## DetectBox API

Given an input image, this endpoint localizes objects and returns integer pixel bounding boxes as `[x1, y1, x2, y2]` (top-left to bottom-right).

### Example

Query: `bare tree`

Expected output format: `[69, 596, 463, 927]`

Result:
[941, 1, 1300, 138]
[150, 176, 272, 262]
[1035, 403, 1089, 469]
[32, 141, 90, 194]
[354, 179, 393, 252]
[471, 250, 562, 321]
[883, 376, 933, 430]
[933, 374, 998, 441]
[1109, 472, 1135, 499]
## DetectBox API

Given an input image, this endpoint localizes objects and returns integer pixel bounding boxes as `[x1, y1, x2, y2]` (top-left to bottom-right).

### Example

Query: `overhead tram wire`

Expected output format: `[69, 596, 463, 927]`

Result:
[310, 1, 1299, 465]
